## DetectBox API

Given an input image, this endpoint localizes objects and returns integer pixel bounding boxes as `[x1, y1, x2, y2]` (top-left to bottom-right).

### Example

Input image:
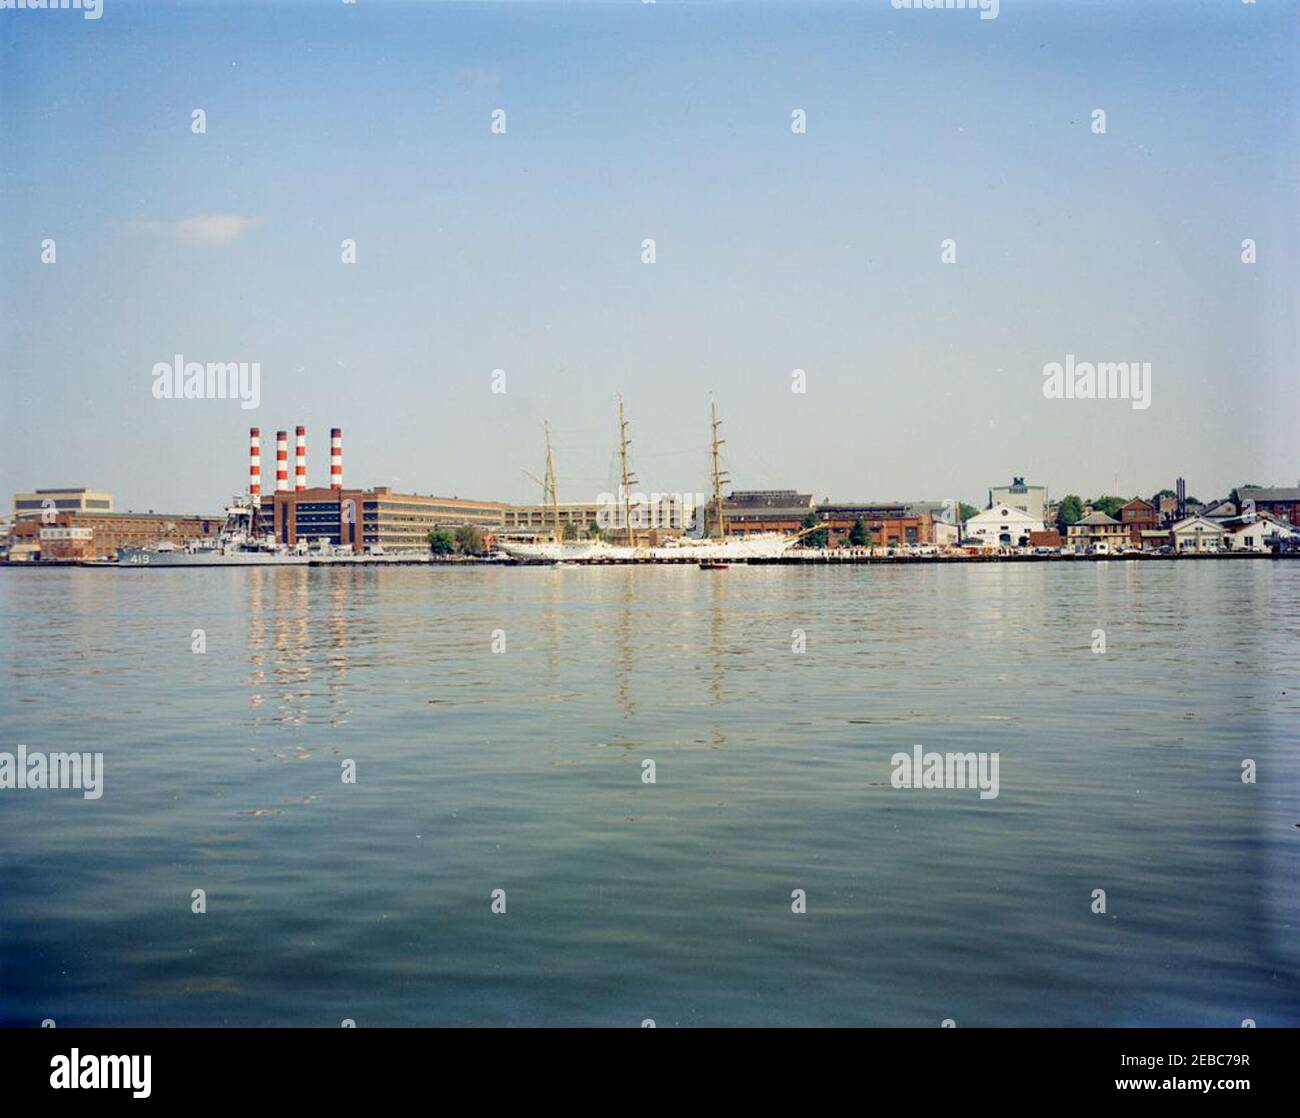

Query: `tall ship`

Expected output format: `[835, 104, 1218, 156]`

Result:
[116, 496, 310, 566]
[498, 400, 803, 564]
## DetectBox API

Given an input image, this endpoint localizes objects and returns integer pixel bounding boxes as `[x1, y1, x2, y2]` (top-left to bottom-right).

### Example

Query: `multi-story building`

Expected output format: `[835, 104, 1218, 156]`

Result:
[817, 503, 938, 548]
[1237, 485, 1300, 526]
[9, 507, 222, 559]
[988, 477, 1048, 522]
[264, 486, 506, 552]
[499, 502, 602, 539]
[13, 488, 115, 520]
[1118, 498, 1157, 545]
[1067, 511, 1128, 551]
[37, 527, 96, 560]
[722, 491, 816, 536]
[966, 504, 1046, 548]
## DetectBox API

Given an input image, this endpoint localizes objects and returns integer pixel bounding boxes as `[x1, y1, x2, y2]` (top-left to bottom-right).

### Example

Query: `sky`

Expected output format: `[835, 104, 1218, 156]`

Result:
[1, 0, 1297, 515]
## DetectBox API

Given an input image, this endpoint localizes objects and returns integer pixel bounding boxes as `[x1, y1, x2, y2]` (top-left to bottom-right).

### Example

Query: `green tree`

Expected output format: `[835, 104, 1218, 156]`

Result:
[1056, 495, 1084, 532]
[848, 516, 868, 546]
[427, 528, 455, 556]
[454, 524, 484, 555]
[800, 511, 828, 549]
[1089, 495, 1127, 519]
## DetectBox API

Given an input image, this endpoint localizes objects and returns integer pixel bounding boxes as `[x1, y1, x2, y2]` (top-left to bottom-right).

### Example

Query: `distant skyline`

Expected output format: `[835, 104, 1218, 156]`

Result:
[2, 0, 1297, 514]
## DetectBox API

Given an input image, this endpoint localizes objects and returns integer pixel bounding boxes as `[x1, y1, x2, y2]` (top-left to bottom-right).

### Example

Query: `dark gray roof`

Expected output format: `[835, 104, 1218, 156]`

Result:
[1239, 486, 1300, 502]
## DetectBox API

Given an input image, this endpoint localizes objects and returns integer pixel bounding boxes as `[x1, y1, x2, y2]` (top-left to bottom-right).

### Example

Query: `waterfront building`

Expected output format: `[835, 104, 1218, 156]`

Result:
[37, 527, 96, 561]
[722, 491, 815, 536]
[1118, 498, 1158, 545]
[1236, 485, 1300, 526]
[10, 509, 221, 560]
[966, 504, 1046, 548]
[816, 505, 936, 548]
[1067, 511, 1128, 551]
[1170, 515, 1225, 553]
[1223, 514, 1297, 552]
[266, 486, 506, 552]
[988, 477, 1049, 522]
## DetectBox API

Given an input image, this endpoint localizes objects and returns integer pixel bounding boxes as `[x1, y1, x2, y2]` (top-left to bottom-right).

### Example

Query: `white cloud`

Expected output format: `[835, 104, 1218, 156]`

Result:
[128, 213, 263, 245]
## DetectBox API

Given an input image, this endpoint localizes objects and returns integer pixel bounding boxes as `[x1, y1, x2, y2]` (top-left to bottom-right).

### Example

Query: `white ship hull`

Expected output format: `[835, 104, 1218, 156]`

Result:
[499, 533, 793, 564]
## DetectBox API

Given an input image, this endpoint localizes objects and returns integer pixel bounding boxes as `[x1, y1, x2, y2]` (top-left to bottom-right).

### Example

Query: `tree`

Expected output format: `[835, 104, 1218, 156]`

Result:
[800, 511, 828, 548]
[958, 503, 980, 525]
[1089, 495, 1127, 519]
[561, 521, 579, 541]
[848, 516, 868, 547]
[427, 528, 455, 555]
[1056, 495, 1084, 532]
[454, 524, 484, 555]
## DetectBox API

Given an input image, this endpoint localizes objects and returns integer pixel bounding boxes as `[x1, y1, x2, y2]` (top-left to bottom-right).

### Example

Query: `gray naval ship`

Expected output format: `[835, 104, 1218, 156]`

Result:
[116, 496, 310, 567]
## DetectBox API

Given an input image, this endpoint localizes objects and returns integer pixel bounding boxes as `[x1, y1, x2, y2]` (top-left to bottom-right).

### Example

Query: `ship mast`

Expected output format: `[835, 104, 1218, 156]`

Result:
[543, 420, 560, 542]
[618, 396, 638, 547]
[709, 399, 730, 540]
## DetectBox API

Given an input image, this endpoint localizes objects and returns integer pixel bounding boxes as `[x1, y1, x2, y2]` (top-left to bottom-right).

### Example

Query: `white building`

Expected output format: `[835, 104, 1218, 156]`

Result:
[988, 477, 1048, 522]
[1225, 516, 1297, 552]
[965, 503, 1045, 548]
[1170, 515, 1225, 553]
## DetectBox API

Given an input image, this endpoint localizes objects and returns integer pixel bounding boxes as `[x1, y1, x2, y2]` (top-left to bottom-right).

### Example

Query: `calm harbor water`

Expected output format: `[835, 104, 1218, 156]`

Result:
[1, 562, 1297, 1027]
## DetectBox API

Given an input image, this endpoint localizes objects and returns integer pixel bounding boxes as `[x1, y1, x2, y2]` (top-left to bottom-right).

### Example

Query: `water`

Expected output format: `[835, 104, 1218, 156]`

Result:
[1, 562, 1297, 1027]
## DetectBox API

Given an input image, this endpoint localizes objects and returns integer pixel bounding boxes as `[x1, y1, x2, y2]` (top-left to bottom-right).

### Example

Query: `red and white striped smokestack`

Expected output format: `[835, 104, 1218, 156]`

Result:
[295, 426, 307, 491]
[248, 427, 262, 498]
[330, 428, 343, 490]
[275, 430, 289, 491]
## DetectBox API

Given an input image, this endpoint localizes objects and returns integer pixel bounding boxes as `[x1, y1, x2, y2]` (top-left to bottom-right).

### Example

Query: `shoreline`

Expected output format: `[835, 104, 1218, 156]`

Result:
[2, 551, 1295, 570]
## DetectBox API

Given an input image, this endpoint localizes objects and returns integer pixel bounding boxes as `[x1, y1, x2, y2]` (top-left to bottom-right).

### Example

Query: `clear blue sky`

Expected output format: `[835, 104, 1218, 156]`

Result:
[2, 0, 1297, 514]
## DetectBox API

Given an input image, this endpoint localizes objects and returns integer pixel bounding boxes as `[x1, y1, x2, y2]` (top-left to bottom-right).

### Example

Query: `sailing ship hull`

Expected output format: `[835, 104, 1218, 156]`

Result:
[499, 534, 793, 564]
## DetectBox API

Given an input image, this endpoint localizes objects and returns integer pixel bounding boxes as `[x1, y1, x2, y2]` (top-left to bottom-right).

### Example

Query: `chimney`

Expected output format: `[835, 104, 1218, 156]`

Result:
[248, 428, 261, 498]
[330, 427, 343, 490]
[295, 426, 307, 491]
[275, 430, 289, 491]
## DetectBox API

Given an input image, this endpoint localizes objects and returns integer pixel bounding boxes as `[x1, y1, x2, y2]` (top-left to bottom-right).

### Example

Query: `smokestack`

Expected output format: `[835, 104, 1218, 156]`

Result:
[295, 426, 307, 491]
[248, 427, 261, 498]
[275, 430, 289, 491]
[330, 428, 343, 490]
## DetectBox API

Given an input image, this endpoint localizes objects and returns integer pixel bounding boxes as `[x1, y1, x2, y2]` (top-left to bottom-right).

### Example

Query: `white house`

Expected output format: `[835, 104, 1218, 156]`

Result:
[1170, 515, 1225, 553]
[1225, 515, 1297, 552]
[965, 503, 1045, 548]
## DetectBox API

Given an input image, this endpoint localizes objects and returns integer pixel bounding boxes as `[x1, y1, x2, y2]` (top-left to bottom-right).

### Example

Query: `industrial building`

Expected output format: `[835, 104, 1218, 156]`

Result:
[251, 426, 505, 552]
[8, 489, 221, 561]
